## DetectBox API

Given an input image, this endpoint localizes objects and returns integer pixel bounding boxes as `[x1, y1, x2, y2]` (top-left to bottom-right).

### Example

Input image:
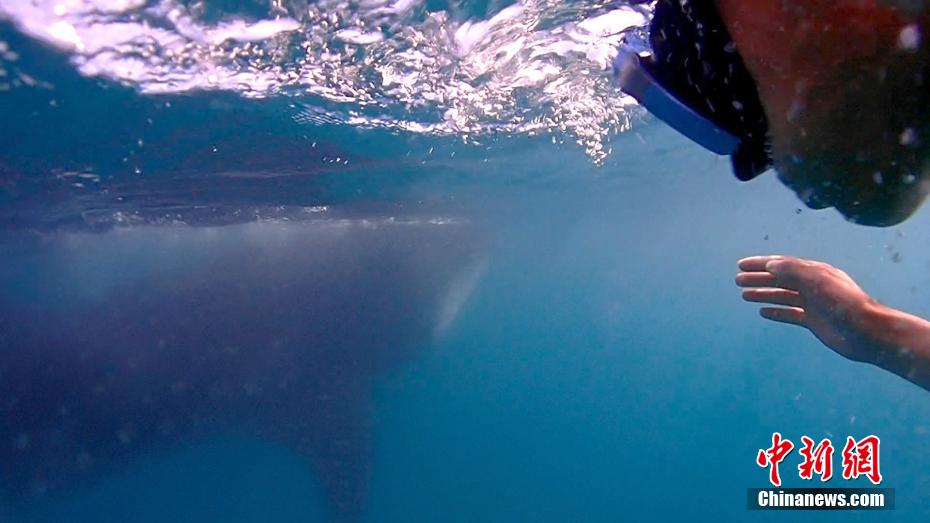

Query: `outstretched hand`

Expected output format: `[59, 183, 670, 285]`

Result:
[736, 255, 930, 392]
[735, 255, 878, 363]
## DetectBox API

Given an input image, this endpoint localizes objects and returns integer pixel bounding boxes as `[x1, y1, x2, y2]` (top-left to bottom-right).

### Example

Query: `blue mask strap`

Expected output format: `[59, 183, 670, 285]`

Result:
[613, 49, 741, 155]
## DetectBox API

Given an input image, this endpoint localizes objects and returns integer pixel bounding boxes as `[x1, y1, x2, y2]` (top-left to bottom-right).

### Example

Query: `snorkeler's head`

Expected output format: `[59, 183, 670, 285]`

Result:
[643, 0, 930, 226]
[717, 0, 930, 226]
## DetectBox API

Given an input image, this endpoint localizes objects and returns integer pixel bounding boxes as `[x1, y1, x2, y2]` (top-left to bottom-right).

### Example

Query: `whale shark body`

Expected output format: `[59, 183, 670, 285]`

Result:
[0, 213, 488, 520]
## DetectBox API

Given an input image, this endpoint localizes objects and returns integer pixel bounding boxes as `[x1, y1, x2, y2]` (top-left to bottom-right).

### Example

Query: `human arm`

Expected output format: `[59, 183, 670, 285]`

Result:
[736, 255, 930, 391]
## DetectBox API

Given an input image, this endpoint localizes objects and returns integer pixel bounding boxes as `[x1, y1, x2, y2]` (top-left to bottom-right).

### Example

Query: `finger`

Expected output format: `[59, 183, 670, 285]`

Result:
[742, 288, 802, 307]
[759, 306, 806, 327]
[738, 255, 787, 271]
[765, 259, 805, 291]
[735, 272, 777, 288]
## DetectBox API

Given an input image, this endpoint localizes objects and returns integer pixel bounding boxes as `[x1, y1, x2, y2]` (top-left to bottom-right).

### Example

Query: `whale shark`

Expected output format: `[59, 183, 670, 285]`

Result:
[0, 211, 489, 521]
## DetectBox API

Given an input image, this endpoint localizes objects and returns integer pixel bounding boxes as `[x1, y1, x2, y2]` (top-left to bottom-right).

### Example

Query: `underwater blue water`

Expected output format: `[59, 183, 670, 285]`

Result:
[2, 1, 930, 522]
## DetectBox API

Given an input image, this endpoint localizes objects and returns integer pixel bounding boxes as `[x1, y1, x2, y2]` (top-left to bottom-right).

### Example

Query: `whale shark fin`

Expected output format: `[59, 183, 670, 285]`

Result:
[254, 386, 373, 521]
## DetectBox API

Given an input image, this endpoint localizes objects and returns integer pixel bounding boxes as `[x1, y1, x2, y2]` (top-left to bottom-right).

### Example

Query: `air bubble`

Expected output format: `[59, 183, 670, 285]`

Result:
[899, 24, 921, 51]
[899, 127, 918, 146]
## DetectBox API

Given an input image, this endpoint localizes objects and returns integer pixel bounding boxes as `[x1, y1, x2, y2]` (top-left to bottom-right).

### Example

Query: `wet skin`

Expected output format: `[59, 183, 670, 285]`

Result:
[717, 0, 930, 226]
[737, 255, 930, 392]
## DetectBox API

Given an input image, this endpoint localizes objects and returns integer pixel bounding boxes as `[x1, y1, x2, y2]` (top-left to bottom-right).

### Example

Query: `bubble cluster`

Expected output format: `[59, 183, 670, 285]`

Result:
[0, 0, 650, 162]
